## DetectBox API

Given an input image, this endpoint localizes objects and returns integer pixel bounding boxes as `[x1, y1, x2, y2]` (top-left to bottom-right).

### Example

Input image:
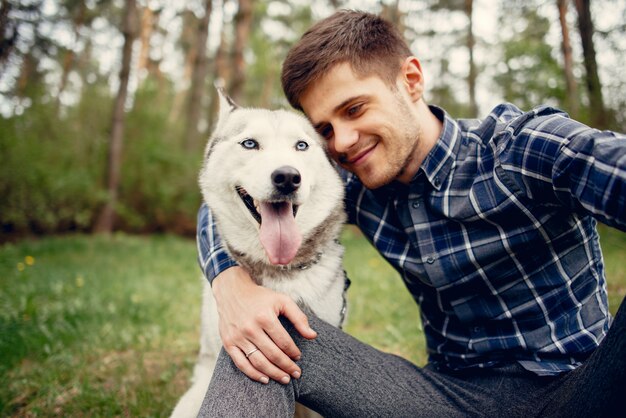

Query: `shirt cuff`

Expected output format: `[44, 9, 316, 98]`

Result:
[196, 203, 239, 284]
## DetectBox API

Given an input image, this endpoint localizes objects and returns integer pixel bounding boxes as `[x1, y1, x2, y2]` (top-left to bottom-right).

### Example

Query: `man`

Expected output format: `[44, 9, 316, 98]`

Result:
[196, 10, 626, 417]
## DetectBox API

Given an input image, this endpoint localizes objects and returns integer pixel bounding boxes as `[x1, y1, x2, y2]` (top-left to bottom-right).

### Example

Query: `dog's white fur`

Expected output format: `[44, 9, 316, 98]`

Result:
[170, 90, 346, 417]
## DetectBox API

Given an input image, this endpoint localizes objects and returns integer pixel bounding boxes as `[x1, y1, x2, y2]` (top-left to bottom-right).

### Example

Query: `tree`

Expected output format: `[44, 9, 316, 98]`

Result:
[93, 0, 139, 233]
[56, 1, 86, 94]
[573, 0, 608, 128]
[413, 0, 479, 117]
[464, 0, 477, 117]
[183, 0, 212, 152]
[0, 0, 17, 65]
[228, 0, 255, 102]
[168, 8, 199, 123]
[557, 0, 579, 118]
[495, 4, 566, 110]
[380, 0, 403, 29]
[1, 0, 46, 98]
[138, 5, 156, 73]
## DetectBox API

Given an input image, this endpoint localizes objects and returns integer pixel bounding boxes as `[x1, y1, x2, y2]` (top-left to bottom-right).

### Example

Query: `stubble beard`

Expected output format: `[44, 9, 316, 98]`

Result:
[362, 108, 422, 190]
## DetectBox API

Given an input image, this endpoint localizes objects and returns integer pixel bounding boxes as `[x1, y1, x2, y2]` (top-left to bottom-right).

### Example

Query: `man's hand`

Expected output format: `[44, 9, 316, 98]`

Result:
[212, 266, 317, 384]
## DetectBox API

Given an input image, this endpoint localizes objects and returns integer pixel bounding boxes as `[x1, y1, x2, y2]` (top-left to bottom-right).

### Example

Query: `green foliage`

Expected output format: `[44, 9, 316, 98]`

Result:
[118, 80, 202, 233]
[2, 0, 625, 238]
[0, 85, 107, 234]
[495, 7, 568, 111]
[242, 0, 314, 109]
[0, 77, 202, 237]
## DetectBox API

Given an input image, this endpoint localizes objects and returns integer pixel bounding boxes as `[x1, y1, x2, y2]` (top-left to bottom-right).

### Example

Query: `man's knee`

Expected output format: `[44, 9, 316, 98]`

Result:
[278, 306, 326, 342]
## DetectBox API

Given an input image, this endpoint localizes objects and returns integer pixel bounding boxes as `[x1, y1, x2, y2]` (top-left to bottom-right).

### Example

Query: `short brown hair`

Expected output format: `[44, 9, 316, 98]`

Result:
[281, 10, 412, 111]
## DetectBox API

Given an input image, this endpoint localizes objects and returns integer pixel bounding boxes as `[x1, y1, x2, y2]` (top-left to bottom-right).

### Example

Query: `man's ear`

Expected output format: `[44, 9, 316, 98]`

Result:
[399, 56, 424, 102]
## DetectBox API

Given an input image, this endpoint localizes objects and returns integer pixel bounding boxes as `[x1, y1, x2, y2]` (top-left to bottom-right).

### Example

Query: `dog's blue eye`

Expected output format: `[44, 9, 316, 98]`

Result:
[295, 140, 309, 151]
[240, 139, 259, 150]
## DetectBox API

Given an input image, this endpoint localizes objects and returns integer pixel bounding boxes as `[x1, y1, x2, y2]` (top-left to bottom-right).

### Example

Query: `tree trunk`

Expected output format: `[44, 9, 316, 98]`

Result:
[465, 0, 478, 118]
[380, 0, 403, 29]
[138, 5, 155, 73]
[0, 0, 16, 65]
[557, 0, 579, 118]
[183, 0, 212, 152]
[228, 0, 254, 102]
[56, 1, 87, 109]
[17, 53, 34, 94]
[168, 10, 198, 123]
[207, 33, 228, 131]
[573, 0, 607, 128]
[93, 0, 138, 233]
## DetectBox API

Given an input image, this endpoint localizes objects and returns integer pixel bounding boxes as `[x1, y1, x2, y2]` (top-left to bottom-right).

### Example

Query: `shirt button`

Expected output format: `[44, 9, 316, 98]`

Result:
[434, 177, 441, 187]
[426, 256, 435, 264]
[473, 326, 482, 333]
[412, 201, 420, 209]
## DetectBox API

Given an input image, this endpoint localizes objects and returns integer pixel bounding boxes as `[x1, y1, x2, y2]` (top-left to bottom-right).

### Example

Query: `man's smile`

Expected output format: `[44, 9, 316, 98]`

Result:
[341, 142, 378, 166]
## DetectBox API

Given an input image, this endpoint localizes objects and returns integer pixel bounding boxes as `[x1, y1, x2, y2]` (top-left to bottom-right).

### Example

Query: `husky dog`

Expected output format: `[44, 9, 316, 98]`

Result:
[170, 90, 347, 418]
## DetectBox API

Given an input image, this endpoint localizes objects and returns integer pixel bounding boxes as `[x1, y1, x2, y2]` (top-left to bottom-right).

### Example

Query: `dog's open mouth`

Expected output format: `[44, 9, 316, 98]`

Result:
[236, 186, 299, 224]
[236, 186, 302, 265]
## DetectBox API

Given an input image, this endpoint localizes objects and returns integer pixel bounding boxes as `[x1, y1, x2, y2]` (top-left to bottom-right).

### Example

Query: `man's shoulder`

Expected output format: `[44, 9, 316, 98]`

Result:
[477, 103, 567, 123]
[455, 103, 571, 146]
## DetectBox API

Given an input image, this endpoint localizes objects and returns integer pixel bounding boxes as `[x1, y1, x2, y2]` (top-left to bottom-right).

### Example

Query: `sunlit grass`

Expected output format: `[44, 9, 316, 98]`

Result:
[342, 226, 426, 365]
[1, 225, 624, 415]
[0, 234, 201, 416]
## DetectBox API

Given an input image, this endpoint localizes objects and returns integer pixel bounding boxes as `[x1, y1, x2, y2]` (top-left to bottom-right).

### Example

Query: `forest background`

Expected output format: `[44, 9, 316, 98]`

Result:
[1, 0, 625, 236]
[1, 0, 626, 416]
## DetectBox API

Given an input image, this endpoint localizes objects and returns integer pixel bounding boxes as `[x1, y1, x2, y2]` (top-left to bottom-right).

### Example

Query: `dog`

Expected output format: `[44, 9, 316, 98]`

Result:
[170, 89, 348, 417]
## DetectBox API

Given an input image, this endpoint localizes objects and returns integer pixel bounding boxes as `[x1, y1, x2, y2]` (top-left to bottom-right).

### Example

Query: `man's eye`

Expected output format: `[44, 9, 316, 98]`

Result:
[240, 139, 259, 150]
[347, 104, 362, 117]
[318, 125, 333, 140]
[295, 140, 309, 151]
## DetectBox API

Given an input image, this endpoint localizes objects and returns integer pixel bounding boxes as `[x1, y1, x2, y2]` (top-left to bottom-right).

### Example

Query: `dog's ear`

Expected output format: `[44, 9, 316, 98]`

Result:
[212, 84, 239, 135]
[216, 86, 238, 115]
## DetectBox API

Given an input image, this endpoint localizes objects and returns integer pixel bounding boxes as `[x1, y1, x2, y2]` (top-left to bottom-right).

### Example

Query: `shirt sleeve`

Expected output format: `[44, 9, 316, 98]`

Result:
[496, 106, 626, 231]
[196, 203, 239, 284]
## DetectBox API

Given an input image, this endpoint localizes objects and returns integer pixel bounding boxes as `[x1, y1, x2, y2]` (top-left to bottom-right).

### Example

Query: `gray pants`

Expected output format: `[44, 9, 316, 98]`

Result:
[199, 299, 626, 417]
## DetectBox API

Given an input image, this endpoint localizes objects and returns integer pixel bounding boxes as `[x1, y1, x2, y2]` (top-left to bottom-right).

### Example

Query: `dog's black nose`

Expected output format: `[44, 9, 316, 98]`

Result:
[272, 166, 301, 194]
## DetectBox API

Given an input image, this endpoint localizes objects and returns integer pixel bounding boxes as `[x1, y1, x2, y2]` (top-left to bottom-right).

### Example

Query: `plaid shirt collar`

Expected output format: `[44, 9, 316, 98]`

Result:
[373, 105, 458, 199]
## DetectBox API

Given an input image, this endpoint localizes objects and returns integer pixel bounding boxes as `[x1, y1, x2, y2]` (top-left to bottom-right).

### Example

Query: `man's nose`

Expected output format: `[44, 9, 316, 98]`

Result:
[333, 124, 359, 154]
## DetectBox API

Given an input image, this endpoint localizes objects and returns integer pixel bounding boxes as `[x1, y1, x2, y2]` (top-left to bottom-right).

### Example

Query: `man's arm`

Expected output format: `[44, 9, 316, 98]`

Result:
[196, 204, 238, 284]
[196, 203, 317, 384]
[497, 107, 626, 230]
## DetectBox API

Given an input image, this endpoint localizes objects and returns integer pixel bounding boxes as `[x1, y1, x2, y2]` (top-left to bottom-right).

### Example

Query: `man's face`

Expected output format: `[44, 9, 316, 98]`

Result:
[300, 62, 422, 189]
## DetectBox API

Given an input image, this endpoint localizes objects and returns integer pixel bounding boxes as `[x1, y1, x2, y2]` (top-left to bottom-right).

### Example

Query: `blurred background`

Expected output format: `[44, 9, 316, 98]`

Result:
[1, 0, 625, 237]
[1, 0, 625, 416]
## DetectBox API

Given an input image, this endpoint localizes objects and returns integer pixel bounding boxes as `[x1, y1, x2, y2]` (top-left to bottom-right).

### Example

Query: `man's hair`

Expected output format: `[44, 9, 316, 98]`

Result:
[281, 10, 413, 111]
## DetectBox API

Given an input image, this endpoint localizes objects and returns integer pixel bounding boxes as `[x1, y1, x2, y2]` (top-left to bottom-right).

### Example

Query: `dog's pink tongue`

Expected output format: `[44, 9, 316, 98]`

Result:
[259, 202, 301, 265]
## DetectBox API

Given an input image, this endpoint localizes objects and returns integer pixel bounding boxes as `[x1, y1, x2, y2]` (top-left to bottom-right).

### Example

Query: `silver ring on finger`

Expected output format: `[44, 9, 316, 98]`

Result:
[245, 347, 259, 358]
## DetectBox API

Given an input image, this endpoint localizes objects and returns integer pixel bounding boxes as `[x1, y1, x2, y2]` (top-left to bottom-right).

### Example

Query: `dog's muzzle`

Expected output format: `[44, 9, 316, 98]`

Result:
[272, 166, 301, 195]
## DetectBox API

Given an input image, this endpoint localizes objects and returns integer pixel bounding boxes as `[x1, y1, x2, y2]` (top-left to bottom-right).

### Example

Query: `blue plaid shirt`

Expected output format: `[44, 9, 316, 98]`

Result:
[197, 104, 626, 376]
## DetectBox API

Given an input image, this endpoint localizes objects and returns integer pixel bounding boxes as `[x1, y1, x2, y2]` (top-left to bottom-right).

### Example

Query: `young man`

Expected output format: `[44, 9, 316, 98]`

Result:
[196, 10, 626, 417]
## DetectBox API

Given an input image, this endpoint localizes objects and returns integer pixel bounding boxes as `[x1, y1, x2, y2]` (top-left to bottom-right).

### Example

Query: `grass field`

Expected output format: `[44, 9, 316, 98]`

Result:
[1, 225, 625, 416]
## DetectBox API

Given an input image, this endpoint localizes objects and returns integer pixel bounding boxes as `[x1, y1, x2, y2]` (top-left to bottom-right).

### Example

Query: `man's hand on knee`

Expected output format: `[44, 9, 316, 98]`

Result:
[212, 267, 318, 384]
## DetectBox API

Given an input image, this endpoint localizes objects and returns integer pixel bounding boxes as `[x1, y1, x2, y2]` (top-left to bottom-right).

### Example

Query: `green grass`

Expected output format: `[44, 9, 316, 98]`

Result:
[1, 225, 625, 416]
[0, 234, 201, 416]
[341, 226, 425, 365]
